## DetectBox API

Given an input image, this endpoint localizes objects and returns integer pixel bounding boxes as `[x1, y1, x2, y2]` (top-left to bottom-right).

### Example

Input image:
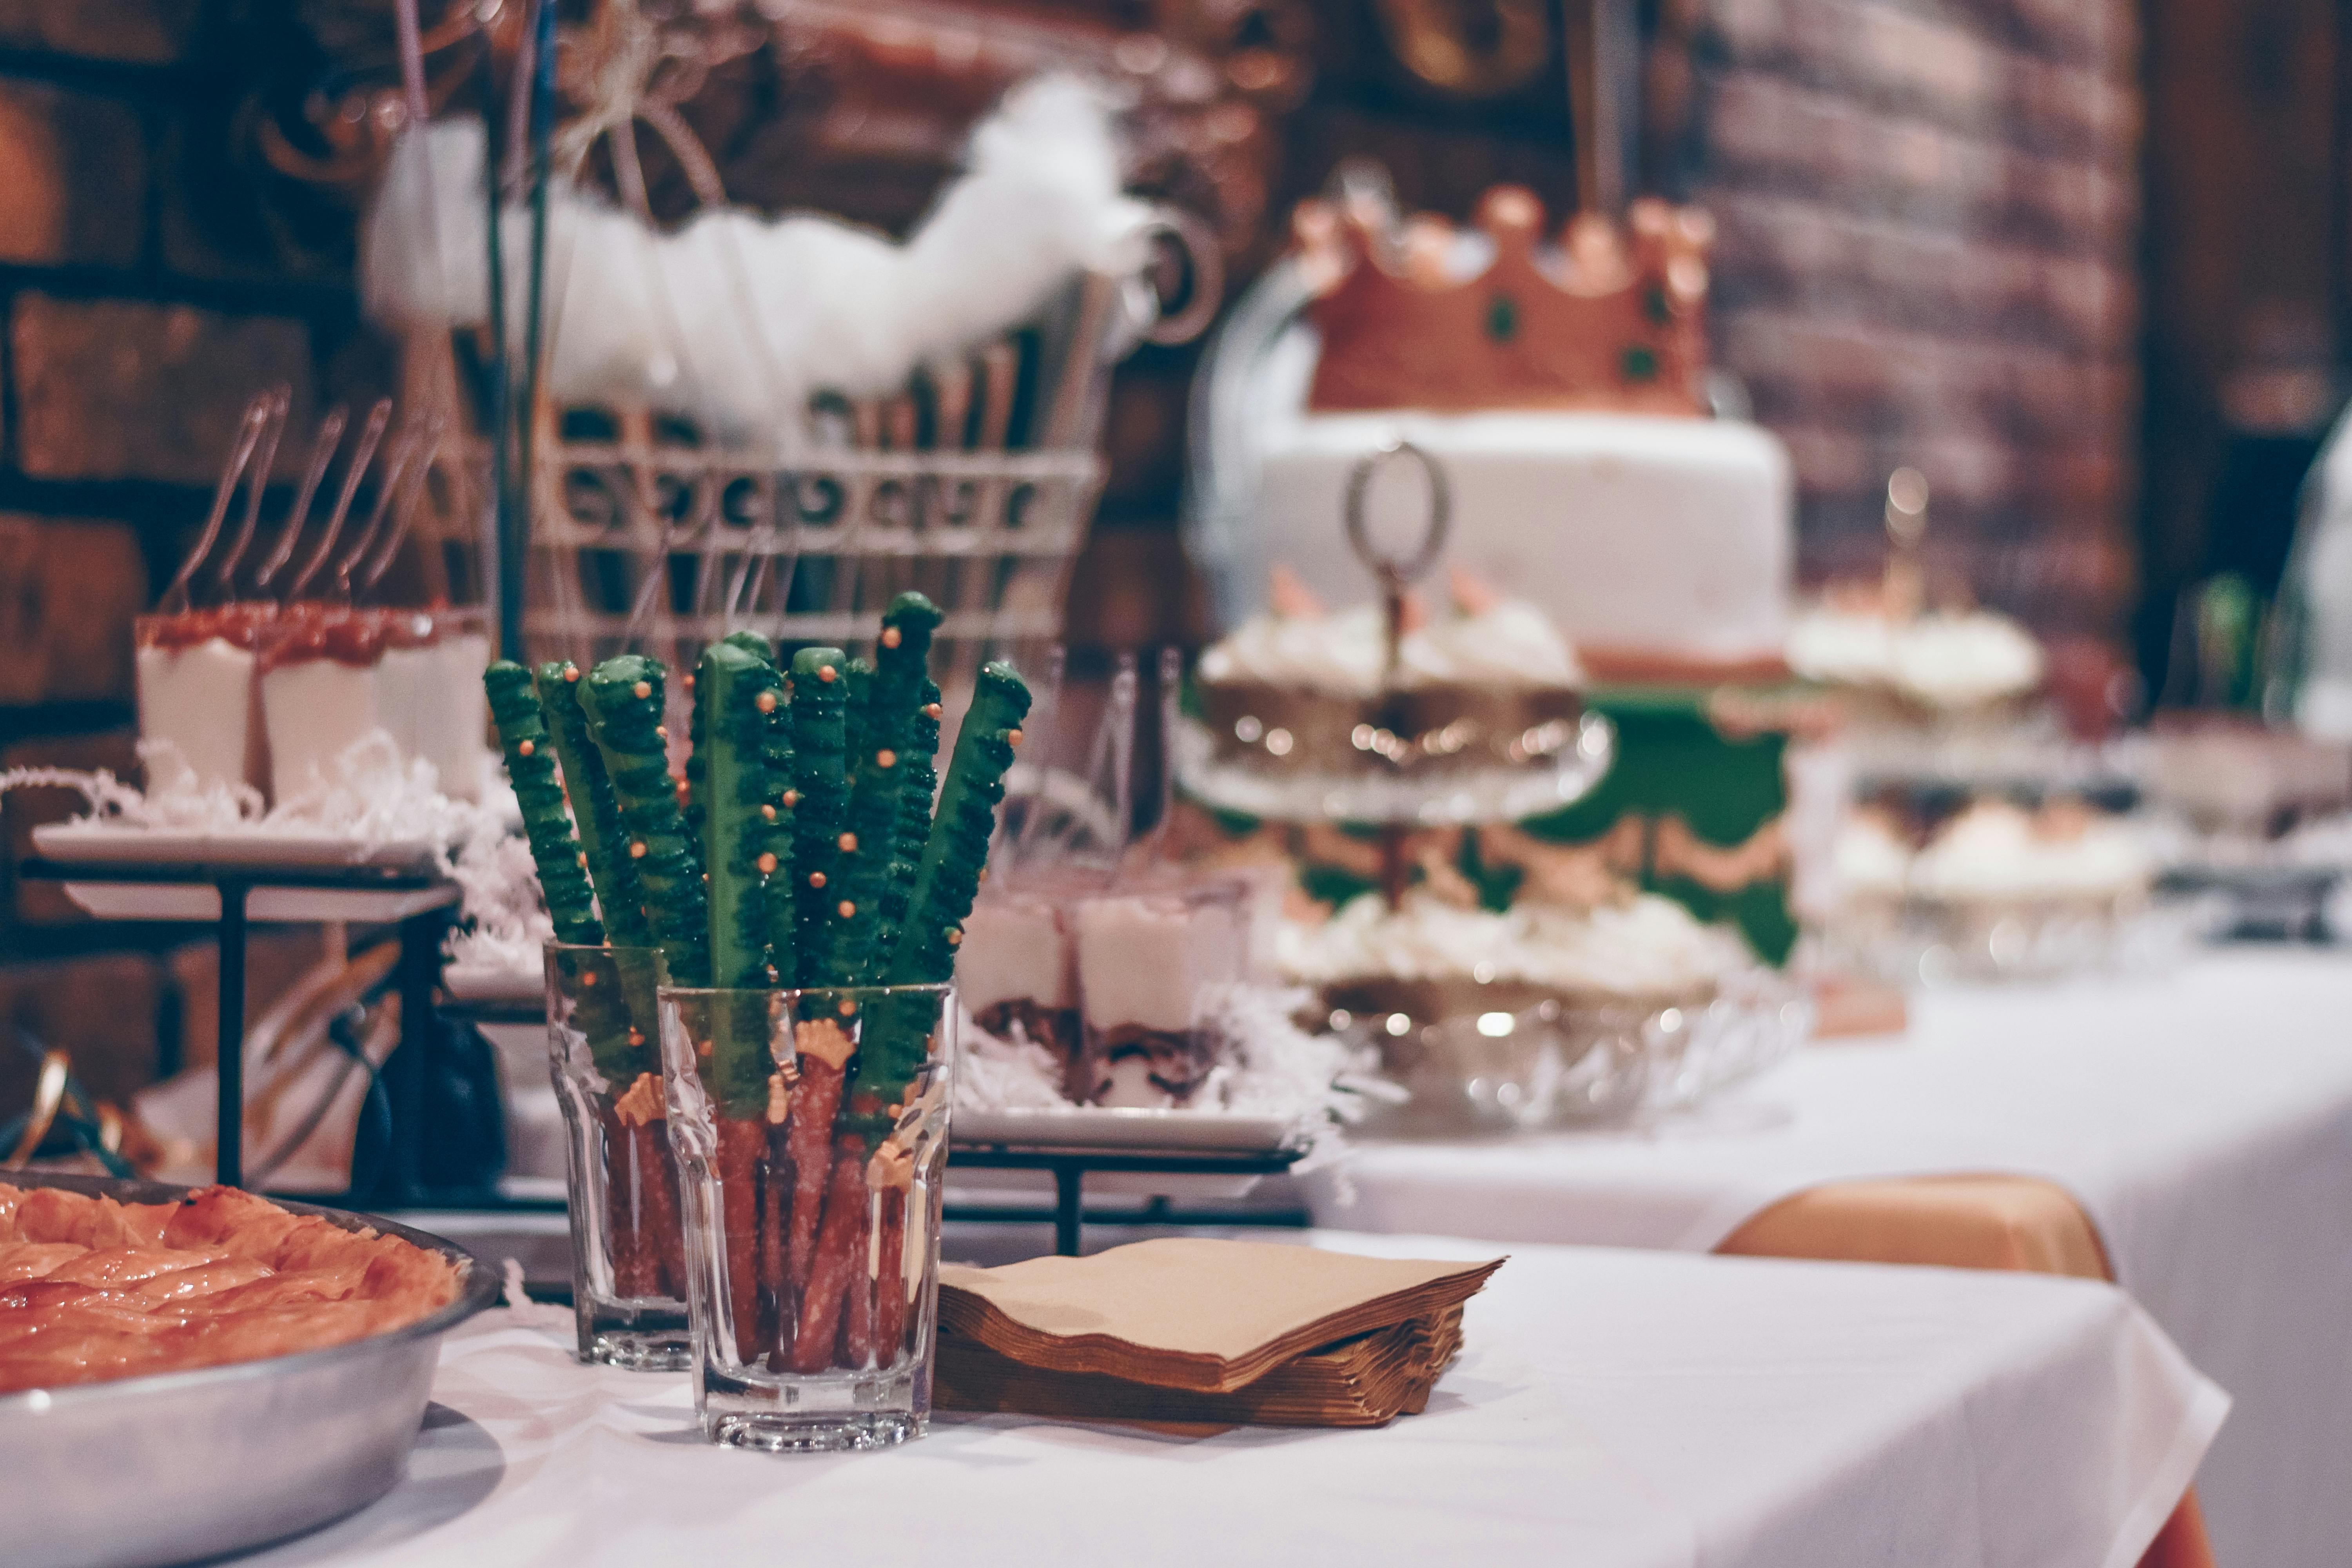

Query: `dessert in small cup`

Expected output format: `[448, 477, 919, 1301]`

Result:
[958, 890, 1083, 1096]
[1070, 878, 1250, 1106]
[488, 592, 1029, 1448]
[260, 604, 492, 804]
[135, 604, 280, 798]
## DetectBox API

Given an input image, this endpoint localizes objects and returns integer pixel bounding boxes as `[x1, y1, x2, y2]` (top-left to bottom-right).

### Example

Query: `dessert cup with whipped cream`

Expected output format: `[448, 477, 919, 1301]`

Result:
[135, 604, 279, 798]
[1070, 878, 1249, 1107]
[256, 604, 490, 804]
[958, 891, 1083, 1098]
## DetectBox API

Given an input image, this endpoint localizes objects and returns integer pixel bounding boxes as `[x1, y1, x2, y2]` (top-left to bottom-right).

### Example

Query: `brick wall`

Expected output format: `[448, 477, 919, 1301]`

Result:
[1690, 0, 2142, 641]
[0, 7, 355, 1100]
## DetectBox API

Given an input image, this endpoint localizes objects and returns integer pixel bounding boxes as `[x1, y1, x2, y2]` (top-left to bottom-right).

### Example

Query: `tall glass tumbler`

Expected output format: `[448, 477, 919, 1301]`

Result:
[657, 984, 956, 1452]
[545, 943, 691, 1369]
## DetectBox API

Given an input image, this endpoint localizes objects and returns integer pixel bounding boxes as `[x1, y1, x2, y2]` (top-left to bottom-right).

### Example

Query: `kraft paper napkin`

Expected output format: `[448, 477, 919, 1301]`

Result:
[936, 1238, 1504, 1394]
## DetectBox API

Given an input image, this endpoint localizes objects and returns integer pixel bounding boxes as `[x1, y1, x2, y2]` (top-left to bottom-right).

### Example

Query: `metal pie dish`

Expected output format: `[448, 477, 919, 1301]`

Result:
[3, 1171, 498, 1568]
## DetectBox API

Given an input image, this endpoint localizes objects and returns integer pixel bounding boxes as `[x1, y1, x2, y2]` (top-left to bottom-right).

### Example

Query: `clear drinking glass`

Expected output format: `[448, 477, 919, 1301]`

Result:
[545, 943, 691, 1368]
[657, 983, 956, 1452]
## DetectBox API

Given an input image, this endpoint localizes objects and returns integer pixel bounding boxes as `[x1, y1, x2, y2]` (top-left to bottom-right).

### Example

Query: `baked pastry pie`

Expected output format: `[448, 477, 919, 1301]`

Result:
[0, 1183, 461, 1394]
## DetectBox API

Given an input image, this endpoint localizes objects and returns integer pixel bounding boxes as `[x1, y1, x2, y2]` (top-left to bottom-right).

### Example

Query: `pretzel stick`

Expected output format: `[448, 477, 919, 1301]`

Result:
[714, 1116, 766, 1363]
[784, 1018, 853, 1293]
[788, 1140, 870, 1374]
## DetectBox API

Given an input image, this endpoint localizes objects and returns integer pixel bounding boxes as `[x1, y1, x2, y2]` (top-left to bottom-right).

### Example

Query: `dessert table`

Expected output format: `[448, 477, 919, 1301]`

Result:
[224, 1234, 2217, 1568]
[1311, 948, 2352, 1568]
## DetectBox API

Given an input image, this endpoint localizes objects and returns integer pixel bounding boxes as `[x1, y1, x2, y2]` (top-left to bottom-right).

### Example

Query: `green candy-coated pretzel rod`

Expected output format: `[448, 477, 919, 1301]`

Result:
[581, 655, 711, 988]
[483, 661, 601, 946]
[720, 632, 800, 987]
[840, 655, 874, 787]
[697, 639, 790, 1114]
[699, 641, 788, 988]
[786, 647, 852, 985]
[535, 661, 651, 950]
[875, 677, 942, 950]
[844, 661, 1031, 1131]
[826, 593, 942, 985]
[682, 665, 709, 850]
[887, 663, 1031, 988]
[486, 662, 646, 1083]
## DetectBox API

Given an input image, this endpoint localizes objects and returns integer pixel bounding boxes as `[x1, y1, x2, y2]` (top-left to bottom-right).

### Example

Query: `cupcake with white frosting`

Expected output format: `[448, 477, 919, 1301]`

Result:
[1197, 567, 1586, 777]
[1787, 584, 2044, 718]
[1906, 799, 2154, 909]
[1280, 883, 1749, 1020]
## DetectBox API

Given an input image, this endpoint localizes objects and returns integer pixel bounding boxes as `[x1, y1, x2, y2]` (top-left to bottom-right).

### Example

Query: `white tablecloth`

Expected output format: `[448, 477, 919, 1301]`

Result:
[234, 1234, 2220, 1568]
[1313, 948, 2352, 1568]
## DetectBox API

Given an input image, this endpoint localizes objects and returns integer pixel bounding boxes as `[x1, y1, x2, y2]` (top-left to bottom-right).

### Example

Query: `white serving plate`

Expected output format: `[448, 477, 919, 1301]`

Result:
[441, 964, 541, 1004]
[31, 822, 438, 871]
[952, 1105, 1298, 1154]
[54, 881, 459, 924]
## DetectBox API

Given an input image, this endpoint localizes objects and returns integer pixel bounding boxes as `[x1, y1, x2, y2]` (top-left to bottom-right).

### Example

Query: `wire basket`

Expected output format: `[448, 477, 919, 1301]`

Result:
[508, 265, 1147, 702]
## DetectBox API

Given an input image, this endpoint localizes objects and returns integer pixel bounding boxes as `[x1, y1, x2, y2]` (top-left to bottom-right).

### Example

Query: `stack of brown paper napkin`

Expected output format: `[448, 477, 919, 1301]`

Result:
[933, 1238, 1504, 1428]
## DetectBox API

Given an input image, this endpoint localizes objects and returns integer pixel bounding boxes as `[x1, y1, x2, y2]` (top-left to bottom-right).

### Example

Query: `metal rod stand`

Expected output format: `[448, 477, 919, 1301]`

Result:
[216, 879, 250, 1188]
[947, 1147, 1308, 1256]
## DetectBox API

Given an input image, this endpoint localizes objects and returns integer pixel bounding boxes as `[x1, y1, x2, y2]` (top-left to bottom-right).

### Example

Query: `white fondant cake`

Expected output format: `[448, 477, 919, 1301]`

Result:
[1247, 409, 1794, 662]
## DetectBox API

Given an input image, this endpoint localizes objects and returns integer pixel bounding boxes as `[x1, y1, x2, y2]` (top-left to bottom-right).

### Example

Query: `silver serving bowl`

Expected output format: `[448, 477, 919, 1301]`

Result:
[2, 1172, 498, 1568]
[1327, 969, 1813, 1134]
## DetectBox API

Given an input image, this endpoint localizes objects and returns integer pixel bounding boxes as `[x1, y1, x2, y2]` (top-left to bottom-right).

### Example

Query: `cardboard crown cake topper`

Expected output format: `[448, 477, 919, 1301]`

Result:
[1297, 183, 1714, 417]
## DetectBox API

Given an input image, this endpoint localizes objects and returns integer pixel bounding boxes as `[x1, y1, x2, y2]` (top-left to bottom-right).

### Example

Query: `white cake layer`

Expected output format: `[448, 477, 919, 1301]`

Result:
[1073, 894, 1244, 1031]
[138, 639, 256, 795]
[1252, 410, 1793, 660]
[958, 897, 1073, 1013]
[263, 659, 384, 801]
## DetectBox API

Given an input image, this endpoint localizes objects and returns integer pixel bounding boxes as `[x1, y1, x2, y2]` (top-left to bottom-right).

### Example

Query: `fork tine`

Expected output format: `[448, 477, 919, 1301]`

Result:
[358, 410, 446, 600]
[208, 385, 291, 599]
[334, 408, 432, 604]
[160, 392, 278, 614]
[289, 399, 394, 601]
[252, 404, 350, 599]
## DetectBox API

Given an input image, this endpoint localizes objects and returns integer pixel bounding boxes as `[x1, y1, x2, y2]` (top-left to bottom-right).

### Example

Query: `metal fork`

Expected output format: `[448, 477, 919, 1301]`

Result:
[156, 388, 289, 615]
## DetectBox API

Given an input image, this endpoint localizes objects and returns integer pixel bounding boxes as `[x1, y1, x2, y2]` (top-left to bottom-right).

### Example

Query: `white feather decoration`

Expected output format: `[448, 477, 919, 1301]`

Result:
[363, 74, 1151, 441]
